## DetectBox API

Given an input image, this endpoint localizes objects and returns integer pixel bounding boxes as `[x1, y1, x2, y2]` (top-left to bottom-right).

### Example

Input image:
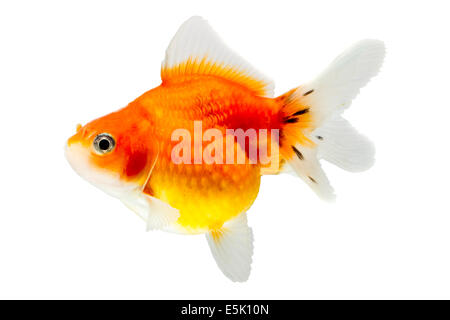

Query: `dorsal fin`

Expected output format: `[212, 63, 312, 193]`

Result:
[161, 16, 274, 97]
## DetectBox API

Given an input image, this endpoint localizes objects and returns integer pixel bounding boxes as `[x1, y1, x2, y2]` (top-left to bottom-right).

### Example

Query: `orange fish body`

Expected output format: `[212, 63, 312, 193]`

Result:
[137, 75, 283, 232]
[66, 17, 384, 281]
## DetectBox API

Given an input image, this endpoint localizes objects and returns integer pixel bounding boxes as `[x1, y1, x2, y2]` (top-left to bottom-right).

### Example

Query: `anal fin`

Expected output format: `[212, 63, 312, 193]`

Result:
[205, 212, 254, 282]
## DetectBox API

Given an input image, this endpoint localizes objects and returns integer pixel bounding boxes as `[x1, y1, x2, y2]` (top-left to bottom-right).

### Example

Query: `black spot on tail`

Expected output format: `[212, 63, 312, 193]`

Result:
[292, 108, 310, 117]
[303, 89, 314, 96]
[316, 135, 324, 140]
[283, 108, 310, 125]
[284, 117, 299, 124]
[292, 146, 304, 160]
[308, 176, 317, 183]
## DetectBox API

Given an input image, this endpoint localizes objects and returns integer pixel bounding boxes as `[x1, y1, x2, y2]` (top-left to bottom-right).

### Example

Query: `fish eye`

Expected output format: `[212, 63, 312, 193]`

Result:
[93, 133, 115, 154]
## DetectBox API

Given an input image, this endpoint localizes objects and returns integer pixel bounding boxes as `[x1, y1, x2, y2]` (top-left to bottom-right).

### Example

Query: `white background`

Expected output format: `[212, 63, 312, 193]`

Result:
[1, 0, 449, 299]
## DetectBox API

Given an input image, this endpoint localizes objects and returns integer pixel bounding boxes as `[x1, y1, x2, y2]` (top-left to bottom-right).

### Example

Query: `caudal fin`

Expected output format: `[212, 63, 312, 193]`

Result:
[278, 39, 385, 200]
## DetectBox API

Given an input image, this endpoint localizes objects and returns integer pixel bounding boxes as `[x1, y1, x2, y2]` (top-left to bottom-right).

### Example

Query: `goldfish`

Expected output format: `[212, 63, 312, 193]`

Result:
[65, 16, 385, 282]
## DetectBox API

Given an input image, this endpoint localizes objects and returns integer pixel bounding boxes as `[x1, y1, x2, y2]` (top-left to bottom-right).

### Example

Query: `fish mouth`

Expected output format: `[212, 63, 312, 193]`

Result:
[64, 141, 135, 198]
[64, 141, 91, 180]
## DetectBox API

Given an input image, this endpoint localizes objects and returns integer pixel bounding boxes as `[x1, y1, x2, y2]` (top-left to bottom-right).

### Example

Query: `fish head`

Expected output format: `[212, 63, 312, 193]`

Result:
[65, 107, 157, 198]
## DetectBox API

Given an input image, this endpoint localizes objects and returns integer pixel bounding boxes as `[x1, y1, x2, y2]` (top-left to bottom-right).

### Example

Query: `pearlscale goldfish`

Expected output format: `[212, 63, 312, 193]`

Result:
[65, 16, 384, 281]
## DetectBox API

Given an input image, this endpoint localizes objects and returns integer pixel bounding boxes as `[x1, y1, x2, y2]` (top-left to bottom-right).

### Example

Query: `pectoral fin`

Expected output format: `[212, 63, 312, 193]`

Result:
[205, 212, 254, 282]
[121, 193, 180, 231]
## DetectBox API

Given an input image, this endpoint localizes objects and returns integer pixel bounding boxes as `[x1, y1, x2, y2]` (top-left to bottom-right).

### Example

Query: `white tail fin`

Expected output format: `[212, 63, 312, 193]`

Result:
[313, 115, 375, 172]
[301, 39, 385, 126]
[289, 144, 336, 201]
[279, 39, 385, 199]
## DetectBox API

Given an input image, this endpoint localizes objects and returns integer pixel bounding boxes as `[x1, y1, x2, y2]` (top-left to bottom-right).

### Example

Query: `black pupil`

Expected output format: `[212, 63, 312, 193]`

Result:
[99, 138, 110, 151]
